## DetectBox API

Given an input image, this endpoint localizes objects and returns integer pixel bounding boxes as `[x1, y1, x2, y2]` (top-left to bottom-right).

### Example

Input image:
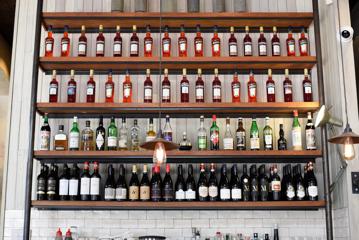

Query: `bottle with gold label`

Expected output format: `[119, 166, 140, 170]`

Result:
[129, 165, 139, 201]
[140, 165, 150, 201]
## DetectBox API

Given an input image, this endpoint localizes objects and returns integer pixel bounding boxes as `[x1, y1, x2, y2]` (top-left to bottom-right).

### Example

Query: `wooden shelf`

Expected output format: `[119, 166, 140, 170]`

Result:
[32, 200, 326, 210]
[39, 56, 317, 73]
[42, 12, 313, 32]
[33, 150, 322, 163]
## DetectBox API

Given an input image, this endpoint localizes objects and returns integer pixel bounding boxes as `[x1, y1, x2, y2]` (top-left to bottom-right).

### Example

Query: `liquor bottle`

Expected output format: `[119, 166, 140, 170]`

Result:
[118, 117, 128, 150]
[47, 164, 58, 200]
[273, 224, 279, 240]
[185, 164, 196, 201]
[54, 125, 68, 151]
[107, 117, 118, 150]
[65, 229, 72, 240]
[113, 25, 122, 57]
[230, 164, 242, 201]
[210, 115, 220, 150]
[162, 25, 171, 57]
[263, 117, 273, 150]
[69, 164, 79, 201]
[194, 24, 204, 57]
[163, 164, 174, 201]
[250, 118, 260, 151]
[78, 25, 87, 57]
[212, 68, 221, 102]
[219, 164, 230, 201]
[130, 119, 140, 151]
[285, 165, 295, 200]
[277, 124, 287, 150]
[286, 27, 296, 56]
[198, 163, 208, 201]
[175, 165, 186, 201]
[294, 164, 306, 200]
[95, 116, 106, 151]
[45, 25, 54, 57]
[150, 165, 162, 201]
[123, 70, 132, 103]
[162, 68, 171, 103]
[163, 115, 173, 142]
[80, 161, 91, 201]
[140, 164, 150, 201]
[178, 25, 188, 57]
[292, 110, 302, 150]
[241, 164, 250, 201]
[129, 165, 140, 201]
[144, 69, 153, 103]
[178, 132, 192, 151]
[67, 70, 76, 103]
[37, 164, 47, 200]
[115, 164, 127, 201]
[271, 26, 281, 56]
[305, 112, 316, 150]
[69, 116, 80, 151]
[208, 163, 218, 201]
[243, 26, 253, 56]
[81, 120, 94, 151]
[40, 114, 51, 150]
[229, 26, 238, 57]
[96, 25, 105, 57]
[236, 118, 246, 150]
[195, 68, 204, 102]
[302, 68, 313, 102]
[283, 69, 293, 102]
[90, 162, 101, 201]
[55, 228, 63, 240]
[266, 69, 276, 102]
[231, 72, 240, 102]
[299, 27, 309, 56]
[105, 70, 114, 103]
[250, 165, 259, 201]
[197, 116, 207, 150]
[49, 70, 58, 103]
[180, 68, 190, 102]
[130, 25, 139, 57]
[86, 69, 96, 103]
[247, 71, 257, 102]
[306, 162, 318, 200]
[223, 117, 234, 150]
[144, 25, 153, 57]
[61, 25, 70, 57]
[258, 165, 269, 201]
[146, 118, 156, 142]
[271, 164, 281, 201]
[212, 25, 221, 57]
[258, 26, 267, 56]
[104, 165, 116, 201]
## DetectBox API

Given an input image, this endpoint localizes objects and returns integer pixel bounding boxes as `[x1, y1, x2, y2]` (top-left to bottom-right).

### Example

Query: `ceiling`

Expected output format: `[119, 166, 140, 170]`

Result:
[0, 0, 16, 48]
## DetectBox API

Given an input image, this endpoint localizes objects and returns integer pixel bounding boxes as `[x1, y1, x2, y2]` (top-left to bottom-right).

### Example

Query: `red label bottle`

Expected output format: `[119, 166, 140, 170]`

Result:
[49, 70, 58, 103]
[231, 72, 240, 103]
[247, 71, 257, 102]
[178, 25, 188, 57]
[61, 25, 71, 57]
[144, 25, 153, 57]
[86, 69, 96, 103]
[105, 70, 114, 103]
[130, 25, 139, 57]
[67, 70, 76, 103]
[195, 68, 205, 103]
[258, 26, 267, 56]
[283, 69, 293, 102]
[286, 27, 296, 56]
[299, 27, 309, 56]
[302, 68, 313, 102]
[243, 26, 252, 56]
[228, 26, 238, 57]
[212, 25, 221, 57]
[266, 69, 276, 102]
[123, 71, 132, 103]
[78, 25, 87, 57]
[113, 25, 122, 57]
[194, 24, 204, 57]
[162, 69, 171, 103]
[162, 25, 171, 57]
[96, 25, 105, 57]
[271, 26, 281, 56]
[144, 69, 153, 103]
[180, 68, 189, 102]
[212, 68, 221, 102]
[45, 25, 54, 57]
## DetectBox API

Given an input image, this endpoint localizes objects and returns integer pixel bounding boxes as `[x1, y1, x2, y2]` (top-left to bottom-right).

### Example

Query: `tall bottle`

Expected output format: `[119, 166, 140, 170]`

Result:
[144, 25, 153, 57]
[59, 164, 70, 201]
[299, 27, 309, 56]
[247, 71, 257, 102]
[243, 26, 253, 56]
[283, 69, 293, 102]
[231, 72, 240, 103]
[146, 118, 156, 142]
[49, 70, 58, 103]
[129, 165, 140, 201]
[258, 26, 267, 56]
[231, 164, 242, 201]
[163, 164, 174, 201]
[305, 112, 316, 150]
[162, 25, 171, 57]
[104, 165, 116, 201]
[69, 116, 80, 151]
[271, 165, 281, 201]
[86, 69, 96, 103]
[198, 163, 208, 201]
[105, 70, 115, 103]
[219, 164, 230, 201]
[263, 117, 273, 150]
[250, 118, 260, 151]
[208, 163, 218, 201]
[67, 70, 76, 103]
[286, 27, 296, 56]
[175, 165, 186, 201]
[271, 26, 281, 56]
[250, 165, 259, 201]
[96, 25, 105, 57]
[197, 116, 207, 150]
[266, 69, 276, 102]
[162, 68, 171, 103]
[292, 110, 302, 150]
[61, 25, 70, 57]
[277, 124, 287, 150]
[78, 25, 87, 57]
[180, 68, 189, 102]
[140, 165, 150, 201]
[144, 69, 153, 103]
[45, 25, 54, 57]
[307, 162, 318, 201]
[130, 25, 139, 57]
[40, 114, 51, 151]
[295, 164, 306, 201]
[113, 25, 122, 57]
[107, 117, 118, 150]
[210, 115, 220, 150]
[223, 117, 234, 150]
[151, 165, 162, 201]
[241, 164, 250, 201]
[194, 25, 204, 57]
[123, 71, 132, 103]
[115, 164, 127, 201]
[285, 165, 295, 201]
[163, 115, 173, 142]
[37, 164, 47, 200]
[273, 224, 279, 240]
[118, 117, 128, 150]
[236, 118, 246, 150]
[212, 26, 221, 57]
[229, 26, 238, 57]
[81, 120, 94, 151]
[178, 25, 188, 57]
[80, 162, 91, 201]
[131, 119, 140, 151]
[90, 162, 101, 201]
[195, 68, 205, 102]
[69, 164, 80, 201]
[185, 164, 196, 201]
[259, 165, 269, 201]
[302, 69, 313, 102]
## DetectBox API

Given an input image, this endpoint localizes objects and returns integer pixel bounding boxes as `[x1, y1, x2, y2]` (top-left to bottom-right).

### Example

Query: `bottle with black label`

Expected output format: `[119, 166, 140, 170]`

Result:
[294, 164, 306, 201]
[185, 164, 196, 201]
[285, 165, 295, 201]
[271, 165, 281, 201]
[306, 162, 318, 201]
[250, 165, 259, 201]
[129, 165, 140, 201]
[230, 164, 242, 201]
[258, 165, 269, 201]
[175, 165, 186, 201]
[96, 116, 106, 151]
[241, 164, 250, 201]
[69, 164, 79, 201]
[163, 164, 174, 201]
[80, 162, 91, 201]
[47, 164, 58, 200]
[140, 164, 150, 201]
[90, 162, 101, 201]
[208, 163, 218, 201]
[59, 164, 70, 201]
[198, 163, 208, 201]
[37, 163, 47, 200]
[115, 164, 127, 201]
[151, 165, 162, 201]
[104, 164, 116, 201]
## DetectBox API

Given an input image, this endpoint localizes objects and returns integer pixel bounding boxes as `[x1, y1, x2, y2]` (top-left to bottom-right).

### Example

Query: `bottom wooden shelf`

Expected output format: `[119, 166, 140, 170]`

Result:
[32, 200, 326, 211]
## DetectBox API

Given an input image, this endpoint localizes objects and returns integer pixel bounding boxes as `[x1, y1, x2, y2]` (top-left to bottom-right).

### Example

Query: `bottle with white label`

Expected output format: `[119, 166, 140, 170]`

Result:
[250, 118, 260, 150]
[78, 25, 87, 57]
[229, 26, 238, 57]
[292, 110, 302, 150]
[118, 117, 128, 150]
[162, 25, 171, 57]
[107, 117, 118, 150]
[175, 165, 186, 201]
[144, 25, 153, 57]
[90, 162, 101, 201]
[59, 164, 70, 201]
[95, 116, 106, 151]
[197, 116, 207, 151]
[86, 69, 96, 103]
[61, 25, 70, 57]
[230, 164, 242, 201]
[116, 164, 127, 201]
[208, 163, 218, 201]
[69, 164, 80, 201]
[198, 163, 208, 201]
[223, 117, 234, 150]
[144, 69, 153, 103]
[243, 26, 252, 56]
[113, 25, 122, 57]
[283, 69, 293, 102]
[40, 113, 51, 150]
[180, 68, 189, 102]
[194, 25, 203, 57]
[258, 26, 267, 56]
[146, 118, 156, 142]
[271, 26, 281, 56]
[212, 25, 221, 57]
[162, 68, 171, 103]
[212, 68, 221, 102]
[96, 25, 105, 57]
[305, 112, 316, 150]
[195, 68, 205, 102]
[123, 70, 132, 103]
[306, 161, 318, 201]
[263, 117, 273, 150]
[185, 164, 196, 201]
[266, 69, 276, 102]
[80, 162, 91, 201]
[49, 70, 58, 103]
[302, 68, 313, 102]
[130, 25, 139, 57]
[45, 25, 54, 57]
[69, 116, 80, 151]
[104, 164, 116, 201]
[219, 164, 231, 201]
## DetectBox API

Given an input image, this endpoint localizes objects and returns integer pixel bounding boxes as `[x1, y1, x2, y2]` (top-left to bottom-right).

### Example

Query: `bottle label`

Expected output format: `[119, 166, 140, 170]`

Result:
[61, 41, 69, 53]
[196, 86, 204, 99]
[213, 86, 221, 99]
[113, 41, 122, 55]
[198, 186, 208, 198]
[220, 188, 231, 200]
[96, 133, 105, 149]
[162, 87, 170, 99]
[304, 83, 312, 94]
[244, 43, 252, 55]
[292, 127, 302, 149]
[118, 136, 127, 149]
[145, 41, 152, 52]
[105, 84, 113, 98]
[49, 84, 58, 95]
[104, 187, 115, 200]
[232, 85, 240, 97]
[163, 133, 172, 142]
[267, 83, 275, 94]
[297, 185, 306, 199]
[286, 185, 295, 199]
[130, 41, 139, 55]
[306, 129, 316, 150]
[40, 131, 50, 150]
[140, 186, 150, 200]
[69, 132, 80, 149]
[146, 135, 156, 142]
[108, 136, 117, 147]
[96, 41, 105, 55]
[264, 135, 273, 147]
[37, 179, 46, 194]
[223, 138, 234, 150]
[308, 185, 318, 197]
[195, 40, 203, 52]
[229, 43, 238, 56]
[272, 42, 281, 56]
[179, 40, 187, 52]
[47, 179, 57, 195]
[198, 136, 207, 150]
[250, 137, 260, 150]
[176, 189, 185, 200]
[259, 42, 267, 56]
[151, 185, 161, 200]
[163, 40, 170, 52]
[59, 179, 69, 196]
[284, 84, 293, 94]
[90, 178, 100, 195]
[231, 188, 242, 200]
[248, 83, 256, 97]
[124, 85, 131, 98]
[181, 83, 189, 94]
[45, 41, 53, 52]
[271, 180, 281, 192]
[288, 40, 295, 54]
[300, 40, 308, 53]
[69, 179, 79, 196]
[208, 186, 218, 198]
[80, 177, 90, 195]
[236, 132, 245, 148]
[163, 186, 174, 200]
[144, 86, 152, 100]
[78, 42, 87, 55]
[212, 41, 220, 53]
[116, 187, 127, 200]
[129, 186, 139, 200]
[185, 189, 196, 200]
[87, 84, 95, 96]
[210, 130, 219, 145]
[67, 85, 76, 96]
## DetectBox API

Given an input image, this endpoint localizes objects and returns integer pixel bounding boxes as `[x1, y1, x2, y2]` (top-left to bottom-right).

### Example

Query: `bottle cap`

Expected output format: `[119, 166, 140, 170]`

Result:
[81, 25, 86, 31]
[70, 69, 75, 76]
[304, 68, 308, 76]
[230, 26, 234, 32]
[259, 26, 264, 32]
[245, 26, 249, 32]
[273, 26, 277, 32]
[132, 165, 137, 172]
[133, 25, 137, 31]
[116, 25, 120, 31]
[214, 68, 219, 75]
[212, 115, 216, 121]
[164, 68, 168, 75]
[268, 69, 272, 76]
[99, 25, 103, 31]
[143, 164, 147, 172]
[198, 68, 202, 75]
[90, 69, 94, 76]
[52, 70, 57, 77]
[182, 68, 187, 75]
[146, 69, 150, 75]
[285, 69, 289, 76]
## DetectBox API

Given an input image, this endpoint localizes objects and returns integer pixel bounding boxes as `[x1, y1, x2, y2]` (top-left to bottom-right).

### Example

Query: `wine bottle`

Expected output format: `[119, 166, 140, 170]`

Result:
[306, 162, 318, 201]
[69, 116, 80, 151]
[86, 69, 96, 103]
[283, 69, 293, 102]
[90, 162, 101, 201]
[140, 165, 150, 201]
[285, 165, 295, 201]
[241, 164, 250, 201]
[219, 164, 230, 201]
[113, 25, 122, 56]
[130, 120, 140, 151]
[286, 27, 296, 56]
[194, 25, 203, 57]
[129, 165, 140, 201]
[223, 117, 234, 150]
[266, 69, 276, 102]
[271, 26, 281, 56]
[294, 164, 306, 201]
[49, 70, 58, 103]
[95, 116, 106, 151]
[258, 165, 269, 201]
[277, 124, 287, 150]
[258, 26, 267, 56]
[40, 114, 51, 150]
[292, 110, 302, 150]
[115, 164, 127, 201]
[104, 164, 116, 201]
[185, 164, 196, 201]
[243, 26, 253, 56]
[250, 165, 259, 201]
[198, 163, 208, 201]
[271, 165, 281, 201]
[229, 27, 238, 57]
[151, 165, 162, 202]
[37, 163, 47, 200]
[175, 165, 186, 201]
[144, 25, 153, 57]
[47, 163, 58, 201]
[96, 25, 105, 57]
[230, 164, 242, 201]
[163, 164, 174, 201]
[80, 161, 91, 201]
[69, 164, 79, 201]
[305, 112, 317, 150]
[208, 163, 218, 201]
[59, 164, 70, 201]
[130, 25, 139, 56]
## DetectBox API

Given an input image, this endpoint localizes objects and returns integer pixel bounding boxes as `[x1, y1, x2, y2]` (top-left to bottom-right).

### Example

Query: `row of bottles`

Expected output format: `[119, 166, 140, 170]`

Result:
[45, 25, 309, 58]
[40, 111, 316, 151]
[37, 162, 318, 202]
[49, 68, 313, 103]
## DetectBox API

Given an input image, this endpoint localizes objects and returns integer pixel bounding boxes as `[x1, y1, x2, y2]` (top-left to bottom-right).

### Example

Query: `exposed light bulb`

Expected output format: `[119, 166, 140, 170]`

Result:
[343, 137, 355, 160]
[153, 142, 167, 165]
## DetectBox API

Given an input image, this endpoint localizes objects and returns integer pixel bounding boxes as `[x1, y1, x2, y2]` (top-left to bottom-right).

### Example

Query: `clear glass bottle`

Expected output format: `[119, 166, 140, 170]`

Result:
[223, 117, 234, 150]
[179, 132, 192, 150]
[198, 116, 207, 150]
[54, 125, 68, 151]
[305, 112, 316, 150]
[292, 110, 302, 150]
[263, 117, 273, 150]
[81, 120, 94, 151]
[146, 118, 156, 142]
[163, 115, 173, 142]
[131, 119, 140, 151]
[118, 117, 128, 150]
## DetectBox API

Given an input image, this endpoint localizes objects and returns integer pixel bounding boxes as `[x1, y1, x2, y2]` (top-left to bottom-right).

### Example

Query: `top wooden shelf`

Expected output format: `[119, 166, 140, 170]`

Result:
[42, 12, 314, 32]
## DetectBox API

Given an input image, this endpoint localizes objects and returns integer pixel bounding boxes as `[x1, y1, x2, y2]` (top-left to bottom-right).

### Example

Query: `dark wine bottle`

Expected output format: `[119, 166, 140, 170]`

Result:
[250, 165, 259, 201]
[90, 162, 101, 201]
[95, 116, 106, 151]
[273, 224, 279, 240]
[151, 165, 162, 201]
[80, 162, 91, 201]
[175, 165, 186, 201]
[104, 164, 116, 201]
[241, 164, 250, 201]
[163, 164, 174, 201]
[306, 162, 318, 201]
[285, 165, 295, 201]
[140, 164, 150, 201]
[115, 164, 127, 201]
[208, 163, 218, 201]
[268, 166, 273, 200]
[271, 165, 281, 201]
[230, 164, 242, 201]
[198, 163, 208, 201]
[69, 164, 79, 201]
[47, 163, 58, 201]
[219, 164, 230, 201]
[185, 164, 196, 201]
[59, 164, 70, 201]
[37, 163, 47, 200]
[129, 165, 140, 201]
[258, 164, 269, 201]
[281, 165, 288, 200]
[277, 124, 287, 150]
[294, 164, 306, 201]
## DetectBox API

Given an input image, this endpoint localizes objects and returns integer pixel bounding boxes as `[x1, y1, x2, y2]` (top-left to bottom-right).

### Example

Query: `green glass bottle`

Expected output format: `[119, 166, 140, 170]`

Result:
[198, 116, 207, 150]
[210, 115, 220, 150]
[107, 117, 118, 150]
[250, 118, 260, 151]
[69, 116, 80, 151]
[263, 117, 273, 150]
